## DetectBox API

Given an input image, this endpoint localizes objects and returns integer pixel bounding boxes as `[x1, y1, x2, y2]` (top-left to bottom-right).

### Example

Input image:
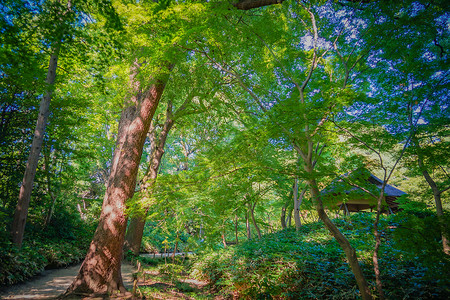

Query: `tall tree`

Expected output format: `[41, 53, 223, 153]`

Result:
[124, 101, 175, 255]
[124, 59, 219, 254]
[0, 1, 44, 212]
[66, 58, 171, 294]
[11, 0, 74, 248]
[65, 0, 284, 295]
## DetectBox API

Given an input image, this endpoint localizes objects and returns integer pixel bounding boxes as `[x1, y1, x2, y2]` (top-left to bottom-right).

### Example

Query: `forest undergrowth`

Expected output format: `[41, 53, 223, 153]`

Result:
[0, 211, 95, 286]
[187, 213, 450, 299]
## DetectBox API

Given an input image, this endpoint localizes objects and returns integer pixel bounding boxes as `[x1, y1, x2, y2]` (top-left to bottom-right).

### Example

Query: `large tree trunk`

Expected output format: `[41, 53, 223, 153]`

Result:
[64, 61, 170, 296]
[124, 103, 174, 255]
[11, 47, 60, 248]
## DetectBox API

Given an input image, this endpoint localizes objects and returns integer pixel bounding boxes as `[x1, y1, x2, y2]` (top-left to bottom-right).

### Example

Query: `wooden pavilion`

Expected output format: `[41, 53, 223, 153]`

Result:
[322, 169, 406, 214]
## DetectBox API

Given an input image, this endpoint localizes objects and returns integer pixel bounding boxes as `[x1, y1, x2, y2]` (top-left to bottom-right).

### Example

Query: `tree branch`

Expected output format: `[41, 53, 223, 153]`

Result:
[233, 0, 285, 10]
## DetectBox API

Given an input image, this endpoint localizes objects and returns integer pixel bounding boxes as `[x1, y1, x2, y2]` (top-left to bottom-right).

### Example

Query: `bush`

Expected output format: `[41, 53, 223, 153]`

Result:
[0, 213, 95, 286]
[191, 214, 450, 299]
[0, 240, 47, 285]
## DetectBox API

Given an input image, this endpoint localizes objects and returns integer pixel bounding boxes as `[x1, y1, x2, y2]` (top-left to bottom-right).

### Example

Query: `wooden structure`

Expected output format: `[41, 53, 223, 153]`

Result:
[323, 170, 406, 214]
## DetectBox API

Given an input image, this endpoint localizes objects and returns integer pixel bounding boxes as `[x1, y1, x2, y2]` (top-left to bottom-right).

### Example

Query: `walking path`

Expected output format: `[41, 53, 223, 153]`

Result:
[0, 263, 136, 299]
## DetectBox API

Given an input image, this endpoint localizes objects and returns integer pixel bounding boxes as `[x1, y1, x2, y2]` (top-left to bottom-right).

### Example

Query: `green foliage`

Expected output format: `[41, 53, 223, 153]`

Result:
[159, 263, 184, 281]
[391, 211, 450, 266]
[0, 240, 47, 286]
[191, 214, 449, 299]
[0, 198, 95, 286]
[139, 221, 191, 253]
[0, 228, 93, 286]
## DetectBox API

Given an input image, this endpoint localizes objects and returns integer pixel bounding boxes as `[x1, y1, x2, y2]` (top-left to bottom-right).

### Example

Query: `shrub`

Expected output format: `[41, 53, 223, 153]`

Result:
[0, 215, 94, 286]
[191, 214, 450, 299]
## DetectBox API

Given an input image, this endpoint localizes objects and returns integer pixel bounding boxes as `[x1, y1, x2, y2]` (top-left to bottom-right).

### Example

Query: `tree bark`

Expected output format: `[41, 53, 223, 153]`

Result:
[415, 139, 450, 254]
[11, 46, 60, 248]
[64, 61, 170, 296]
[172, 231, 179, 263]
[293, 180, 306, 231]
[233, 0, 285, 10]
[308, 175, 372, 300]
[123, 212, 147, 256]
[249, 202, 262, 239]
[287, 205, 293, 227]
[246, 210, 252, 239]
[222, 230, 227, 248]
[235, 213, 239, 244]
[373, 191, 386, 299]
[280, 189, 292, 229]
[124, 102, 174, 255]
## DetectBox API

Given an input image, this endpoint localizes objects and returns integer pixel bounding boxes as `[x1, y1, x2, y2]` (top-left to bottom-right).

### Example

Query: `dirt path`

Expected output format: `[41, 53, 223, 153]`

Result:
[0, 263, 136, 300]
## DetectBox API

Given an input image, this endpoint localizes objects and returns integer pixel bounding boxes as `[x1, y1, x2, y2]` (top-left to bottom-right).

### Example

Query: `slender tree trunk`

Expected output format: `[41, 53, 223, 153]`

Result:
[281, 189, 293, 229]
[43, 150, 57, 227]
[298, 140, 371, 299]
[222, 231, 227, 248]
[123, 212, 147, 255]
[64, 62, 170, 296]
[372, 186, 386, 300]
[416, 149, 449, 254]
[11, 47, 60, 248]
[235, 214, 239, 244]
[433, 192, 450, 254]
[249, 202, 262, 239]
[246, 210, 252, 239]
[287, 205, 293, 227]
[294, 180, 306, 231]
[280, 205, 287, 229]
[222, 219, 227, 248]
[172, 231, 179, 263]
[124, 102, 174, 255]
[308, 177, 372, 300]
[179, 139, 191, 171]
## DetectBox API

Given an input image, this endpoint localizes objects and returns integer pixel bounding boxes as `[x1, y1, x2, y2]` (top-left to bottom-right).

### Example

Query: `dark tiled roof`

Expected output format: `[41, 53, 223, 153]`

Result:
[322, 169, 406, 197]
[367, 174, 406, 197]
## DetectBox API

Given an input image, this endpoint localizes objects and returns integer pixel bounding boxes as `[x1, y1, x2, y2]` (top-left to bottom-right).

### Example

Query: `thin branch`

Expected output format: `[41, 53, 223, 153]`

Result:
[299, 5, 319, 97]
[339, 177, 379, 200]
